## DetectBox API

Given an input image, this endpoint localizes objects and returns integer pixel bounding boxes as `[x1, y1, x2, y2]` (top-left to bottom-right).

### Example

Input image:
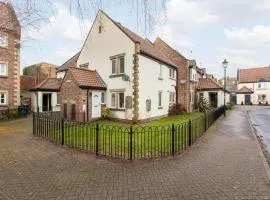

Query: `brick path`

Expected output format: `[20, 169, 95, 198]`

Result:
[0, 107, 270, 200]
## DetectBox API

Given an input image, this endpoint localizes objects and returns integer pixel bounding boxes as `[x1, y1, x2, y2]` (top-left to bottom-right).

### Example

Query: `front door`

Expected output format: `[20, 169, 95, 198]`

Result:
[245, 95, 251, 105]
[42, 93, 52, 112]
[92, 91, 101, 118]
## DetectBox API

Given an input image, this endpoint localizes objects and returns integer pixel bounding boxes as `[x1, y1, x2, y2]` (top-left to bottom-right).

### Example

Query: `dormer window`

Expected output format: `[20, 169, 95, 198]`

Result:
[79, 63, 89, 69]
[0, 35, 7, 47]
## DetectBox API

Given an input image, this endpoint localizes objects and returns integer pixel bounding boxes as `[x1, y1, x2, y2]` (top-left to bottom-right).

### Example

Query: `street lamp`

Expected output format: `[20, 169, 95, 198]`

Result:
[222, 59, 228, 117]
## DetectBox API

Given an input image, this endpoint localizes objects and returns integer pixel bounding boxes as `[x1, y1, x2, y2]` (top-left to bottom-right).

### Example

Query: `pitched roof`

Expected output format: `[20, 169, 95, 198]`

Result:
[107, 15, 177, 68]
[197, 78, 223, 91]
[31, 78, 61, 91]
[236, 86, 253, 94]
[238, 66, 270, 83]
[57, 52, 80, 72]
[69, 67, 106, 90]
[20, 75, 36, 90]
[0, 2, 20, 35]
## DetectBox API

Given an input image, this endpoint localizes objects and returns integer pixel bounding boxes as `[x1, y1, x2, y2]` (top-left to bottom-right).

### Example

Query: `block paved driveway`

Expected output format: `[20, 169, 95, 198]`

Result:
[1, 107, 270, 200]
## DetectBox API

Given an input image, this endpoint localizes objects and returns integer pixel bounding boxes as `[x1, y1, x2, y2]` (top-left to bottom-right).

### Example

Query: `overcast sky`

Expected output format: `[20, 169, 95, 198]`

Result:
[21, 0, 270, 78]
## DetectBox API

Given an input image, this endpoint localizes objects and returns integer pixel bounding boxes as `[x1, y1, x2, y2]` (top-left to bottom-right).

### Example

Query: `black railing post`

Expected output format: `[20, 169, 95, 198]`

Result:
[96, 123, 99, 156]
[188, 119, 192, 146]
[61, 119, 64, 145]
[172, 123, 175, 156]
[129, 126, 133, 160]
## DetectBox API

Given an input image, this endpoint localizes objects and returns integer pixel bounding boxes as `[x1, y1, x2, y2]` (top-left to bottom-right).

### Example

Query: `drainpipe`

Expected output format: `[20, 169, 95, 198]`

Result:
[86, 89, 89, 122]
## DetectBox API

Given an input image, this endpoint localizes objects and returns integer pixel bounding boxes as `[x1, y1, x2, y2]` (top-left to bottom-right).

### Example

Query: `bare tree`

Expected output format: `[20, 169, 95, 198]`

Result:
[1, 0, 167, 36]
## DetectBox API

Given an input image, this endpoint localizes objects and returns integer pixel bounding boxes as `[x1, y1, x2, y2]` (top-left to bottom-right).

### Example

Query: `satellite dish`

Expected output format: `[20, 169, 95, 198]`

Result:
[121, 74, 130, 82]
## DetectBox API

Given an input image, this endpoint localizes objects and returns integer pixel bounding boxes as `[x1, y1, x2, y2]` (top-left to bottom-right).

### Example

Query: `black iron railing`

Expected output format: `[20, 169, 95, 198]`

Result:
[33, 106, 225, 160]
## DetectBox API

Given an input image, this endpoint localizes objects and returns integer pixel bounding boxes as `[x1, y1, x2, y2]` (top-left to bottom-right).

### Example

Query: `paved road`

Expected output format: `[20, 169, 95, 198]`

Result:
[0, 108, 270, 200]
[249, 107, 270, 153]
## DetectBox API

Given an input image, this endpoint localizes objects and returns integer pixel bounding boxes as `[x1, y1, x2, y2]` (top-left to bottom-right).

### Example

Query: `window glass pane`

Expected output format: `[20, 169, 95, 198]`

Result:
[0, 63, 6, 75]
[112, 59, 116, 74]
[0, 36, 7, 47]
[158, 92, 162, 106]
[101, 92, 105, 103]
[57, 93, 61, 104]
[119, 57, 125, 74]
[159, 65, 162, 77]
[119, 93, 124, 108]
[111, 93, 116, 107]
[0, 93, 5, 104]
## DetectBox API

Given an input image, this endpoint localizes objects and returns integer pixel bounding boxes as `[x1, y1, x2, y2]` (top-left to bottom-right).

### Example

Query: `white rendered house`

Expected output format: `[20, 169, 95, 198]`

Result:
[75, 10, 177, 122]
[237, 66, 270, 105]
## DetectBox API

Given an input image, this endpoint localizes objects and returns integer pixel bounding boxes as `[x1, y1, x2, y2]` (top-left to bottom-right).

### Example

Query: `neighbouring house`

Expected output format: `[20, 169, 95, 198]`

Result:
[219, 76, 237, 104]
[74, 10, 177, 123]
[0, 3, 21, 109]
[60, 67, 106, 122]
[197, 77, 230, 108]
[237, 66, 270, 105]
[30, 78, 62, 112]
[30, 53, 79, 114]
[20, 75, 36, 109]
[23, 62, 57, 84]
[153, 38, 205, 112]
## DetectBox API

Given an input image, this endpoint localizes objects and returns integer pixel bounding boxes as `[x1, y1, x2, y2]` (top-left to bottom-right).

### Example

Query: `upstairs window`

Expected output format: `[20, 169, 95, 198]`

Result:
[110, 54, 125, 76]
[159, 64, 163, 79]
[0, 36, 7, 47]
[169, 68, 176, 79]
[258, 82, 267, 89]
[0, 63, 7, 76]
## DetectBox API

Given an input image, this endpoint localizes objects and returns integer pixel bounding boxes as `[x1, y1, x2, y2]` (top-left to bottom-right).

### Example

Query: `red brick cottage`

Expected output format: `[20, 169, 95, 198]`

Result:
[60, 67, 106, 122]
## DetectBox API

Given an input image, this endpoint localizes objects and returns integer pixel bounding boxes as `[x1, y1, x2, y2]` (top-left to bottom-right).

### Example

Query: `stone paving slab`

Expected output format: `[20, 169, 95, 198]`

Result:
[0, 109, 270, 200]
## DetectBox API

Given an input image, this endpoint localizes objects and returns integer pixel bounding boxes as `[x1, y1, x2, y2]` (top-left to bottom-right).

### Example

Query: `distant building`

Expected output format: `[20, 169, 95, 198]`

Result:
[23, 62, 57, 84]
[20, 75, 36, 109]
[219, 76, 237, 104]
[0, 2, 21, 109]
[237, 66, 270, 105]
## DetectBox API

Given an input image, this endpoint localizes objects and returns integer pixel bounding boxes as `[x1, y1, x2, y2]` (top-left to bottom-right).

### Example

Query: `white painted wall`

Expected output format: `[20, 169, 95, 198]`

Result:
[198, 90, 230, 108]
[77, 11, 135, 120]
[237, 82, 270, 104]
[138, 55, 176, 120]
[31, 91, 60, 112]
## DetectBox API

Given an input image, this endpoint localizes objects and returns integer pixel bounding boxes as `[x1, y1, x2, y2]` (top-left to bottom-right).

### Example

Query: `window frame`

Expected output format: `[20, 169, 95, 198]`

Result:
[169, 68, 175, 79]
[0, 35, 8, 48]
[0, 91, 7, 105]
[169, 92, 176, 103]
[110, 54, 125, 76]
[119, 56, 125, 74]
[0, 63, 7, 76]
[158, 64, 163, 79]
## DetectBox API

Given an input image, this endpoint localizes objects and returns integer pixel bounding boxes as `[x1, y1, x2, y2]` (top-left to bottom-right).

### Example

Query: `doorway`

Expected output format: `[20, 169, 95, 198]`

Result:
[209, 92, 218, 108]
[245, 95, 251, 105]
[42, 93, 52, 112]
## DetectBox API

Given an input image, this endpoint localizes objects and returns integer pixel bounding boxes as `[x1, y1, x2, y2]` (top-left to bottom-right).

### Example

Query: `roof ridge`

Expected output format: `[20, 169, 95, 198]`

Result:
[70, 66, 95, 72]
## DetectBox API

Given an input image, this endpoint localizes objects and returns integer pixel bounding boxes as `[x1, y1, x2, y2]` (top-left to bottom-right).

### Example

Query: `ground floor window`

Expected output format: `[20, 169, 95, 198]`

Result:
[169, 92, 175, 103]
[0, 91, 7, 105]
[110, 91, 125, 109]
[101, 92, 105, 104]
[158, 91, 163, 108]
[56, 93, 61, 105]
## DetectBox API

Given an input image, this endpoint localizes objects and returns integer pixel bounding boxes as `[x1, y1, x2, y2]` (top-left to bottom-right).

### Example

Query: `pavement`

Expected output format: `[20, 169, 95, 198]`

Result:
[0, 107, 270, 200]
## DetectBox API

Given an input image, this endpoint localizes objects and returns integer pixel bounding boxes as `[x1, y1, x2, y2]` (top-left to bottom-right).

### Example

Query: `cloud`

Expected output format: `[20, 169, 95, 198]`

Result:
[224, 25, 270, 46]
[23, 3, 92, 41]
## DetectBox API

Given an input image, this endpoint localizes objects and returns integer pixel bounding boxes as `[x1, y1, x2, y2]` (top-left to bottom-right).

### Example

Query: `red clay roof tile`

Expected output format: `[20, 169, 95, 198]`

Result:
[239, 66, 270, 83]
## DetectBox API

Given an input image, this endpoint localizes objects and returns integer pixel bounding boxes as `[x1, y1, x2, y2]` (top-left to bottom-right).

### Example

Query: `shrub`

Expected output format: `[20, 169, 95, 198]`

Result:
[168, 103, 186, 116]
[101, 106, 110, 118]
[241, 101, 244, 105]
[197, 97, 210, 112]
[227, 102, 235, 110]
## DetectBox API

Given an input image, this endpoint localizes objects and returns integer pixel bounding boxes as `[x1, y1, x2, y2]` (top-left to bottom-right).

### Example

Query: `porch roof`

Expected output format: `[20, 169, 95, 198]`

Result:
[197, 78, 225, 91]
[69, 67, 107, 90]
[236, 86, 253, 94]
[31, 78, 61, 92]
